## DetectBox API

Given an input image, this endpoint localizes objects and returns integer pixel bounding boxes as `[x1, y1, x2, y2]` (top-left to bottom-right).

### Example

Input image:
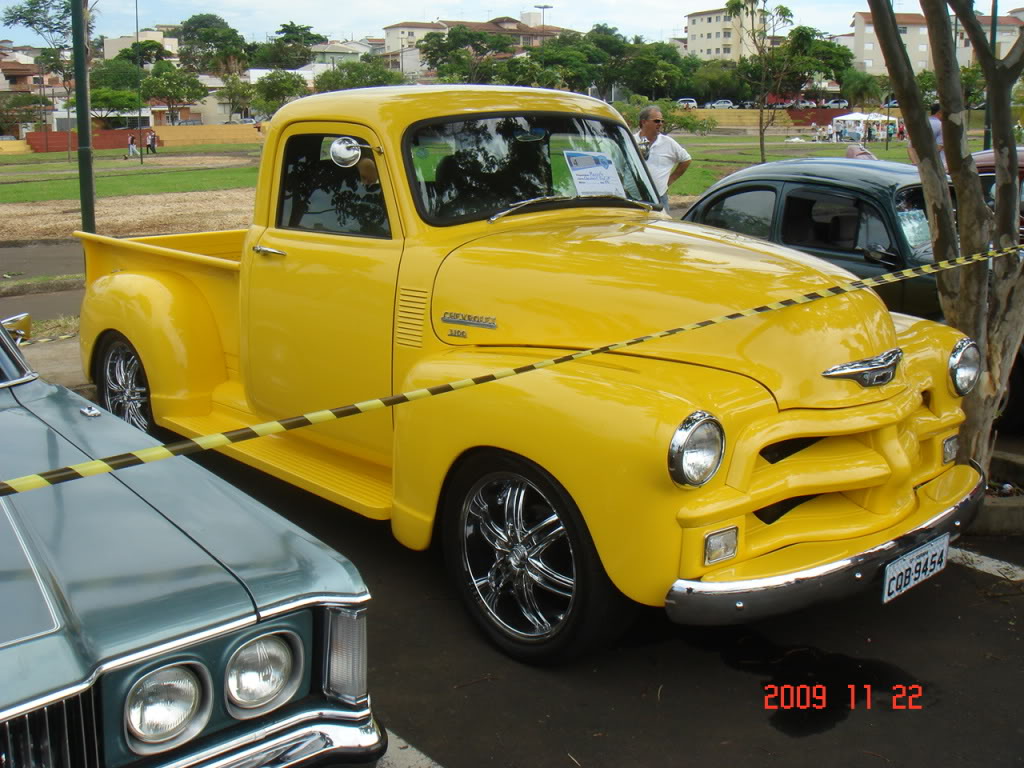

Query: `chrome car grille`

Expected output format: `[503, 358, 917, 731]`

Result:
[0, 688, 101, 768]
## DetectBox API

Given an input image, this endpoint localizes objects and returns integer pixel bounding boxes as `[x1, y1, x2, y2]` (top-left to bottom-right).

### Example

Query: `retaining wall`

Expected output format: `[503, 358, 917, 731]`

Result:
[23, 124, 263, 154]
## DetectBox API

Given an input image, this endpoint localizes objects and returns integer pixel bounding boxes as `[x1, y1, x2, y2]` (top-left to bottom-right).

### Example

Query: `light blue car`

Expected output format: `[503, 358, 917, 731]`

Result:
[0, 314, 386, 767]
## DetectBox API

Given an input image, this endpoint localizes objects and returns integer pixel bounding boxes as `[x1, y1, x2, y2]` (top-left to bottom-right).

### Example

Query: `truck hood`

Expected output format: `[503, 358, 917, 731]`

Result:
[431, 217, 905, 409]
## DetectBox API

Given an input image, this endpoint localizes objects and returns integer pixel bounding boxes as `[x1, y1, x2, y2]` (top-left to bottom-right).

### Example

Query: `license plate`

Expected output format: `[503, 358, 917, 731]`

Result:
[882, 533, 949, 603]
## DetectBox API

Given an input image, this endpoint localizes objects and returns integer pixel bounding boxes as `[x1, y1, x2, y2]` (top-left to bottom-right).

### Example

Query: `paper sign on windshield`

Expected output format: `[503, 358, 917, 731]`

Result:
[564, 151, 626, 198]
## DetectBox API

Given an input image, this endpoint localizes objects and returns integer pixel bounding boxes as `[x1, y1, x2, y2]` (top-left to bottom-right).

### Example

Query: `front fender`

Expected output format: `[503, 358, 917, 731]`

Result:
[391, 348, 775, 605]
[81, 271, 226, 420]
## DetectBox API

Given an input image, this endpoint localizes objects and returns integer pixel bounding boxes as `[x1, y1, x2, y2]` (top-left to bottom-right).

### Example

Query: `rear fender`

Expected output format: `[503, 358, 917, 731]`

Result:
[82, 271, 226, 420]
[391, 348, 774, 605]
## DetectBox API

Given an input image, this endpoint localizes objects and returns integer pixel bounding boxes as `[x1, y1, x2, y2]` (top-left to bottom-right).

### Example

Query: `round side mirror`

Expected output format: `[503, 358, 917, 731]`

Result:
[329, 136, 362, 168]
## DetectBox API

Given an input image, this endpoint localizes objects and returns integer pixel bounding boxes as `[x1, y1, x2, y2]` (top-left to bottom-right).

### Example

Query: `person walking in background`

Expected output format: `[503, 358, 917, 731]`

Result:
[125, 133, 139, 159]
[929, 104, 945, 165]
[634, 105, 691, 216]
[146, 130, 158, 154]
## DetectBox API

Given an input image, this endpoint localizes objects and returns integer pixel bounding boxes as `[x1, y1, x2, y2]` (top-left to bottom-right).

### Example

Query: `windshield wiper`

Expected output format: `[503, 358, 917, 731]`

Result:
[488, 194, 654, 223]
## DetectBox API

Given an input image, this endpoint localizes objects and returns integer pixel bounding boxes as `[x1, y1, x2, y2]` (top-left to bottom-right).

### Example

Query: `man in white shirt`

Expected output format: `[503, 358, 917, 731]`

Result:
[635, 105, 691, 215]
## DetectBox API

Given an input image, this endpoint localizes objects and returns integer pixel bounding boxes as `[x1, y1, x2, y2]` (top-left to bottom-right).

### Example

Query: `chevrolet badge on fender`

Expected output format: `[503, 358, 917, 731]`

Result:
[442, 312, 498, 329]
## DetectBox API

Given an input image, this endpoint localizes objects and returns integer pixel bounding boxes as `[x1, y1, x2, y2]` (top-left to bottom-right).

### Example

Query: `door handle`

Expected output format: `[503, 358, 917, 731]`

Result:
[253, 244, 287, 257]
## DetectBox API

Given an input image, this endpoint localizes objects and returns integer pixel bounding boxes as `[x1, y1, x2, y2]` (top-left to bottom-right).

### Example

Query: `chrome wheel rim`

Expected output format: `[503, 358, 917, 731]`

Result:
[459, 472, 576, 641]
[102, 342, 151, 431]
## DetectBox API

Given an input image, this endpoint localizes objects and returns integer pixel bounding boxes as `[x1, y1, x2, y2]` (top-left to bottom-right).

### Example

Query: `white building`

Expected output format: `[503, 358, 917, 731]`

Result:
[103, 29, 179, 61]
[684, 6, 764, 62]
[849, 11, 1022, 74]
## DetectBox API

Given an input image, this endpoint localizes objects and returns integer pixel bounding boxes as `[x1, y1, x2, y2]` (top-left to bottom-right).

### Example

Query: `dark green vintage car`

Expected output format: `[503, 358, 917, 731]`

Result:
[683, 157, 1022, 428]
[0, 315, 385, 767]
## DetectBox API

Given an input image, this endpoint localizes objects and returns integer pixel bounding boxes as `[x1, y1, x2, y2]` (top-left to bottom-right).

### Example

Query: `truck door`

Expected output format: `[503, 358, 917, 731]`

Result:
[245, 123, 402, 466]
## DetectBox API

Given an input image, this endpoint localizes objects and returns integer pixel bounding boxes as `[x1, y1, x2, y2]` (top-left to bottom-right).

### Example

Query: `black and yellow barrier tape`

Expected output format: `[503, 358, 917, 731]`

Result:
[1, 245, 1019, 498]
[19, 333, 78, 347]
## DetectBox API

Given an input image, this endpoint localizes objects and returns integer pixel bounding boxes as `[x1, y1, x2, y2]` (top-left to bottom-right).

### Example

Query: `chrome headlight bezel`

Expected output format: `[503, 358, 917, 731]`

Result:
[948, 338, 981, 397]
[224, 631, 303, 719]
[124, 662, 212, 755]
[668, 411, 726, 488]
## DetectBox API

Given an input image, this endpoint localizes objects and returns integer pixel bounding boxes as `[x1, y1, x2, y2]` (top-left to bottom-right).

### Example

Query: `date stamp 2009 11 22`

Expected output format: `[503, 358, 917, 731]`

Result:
[763, 684, 924, 711]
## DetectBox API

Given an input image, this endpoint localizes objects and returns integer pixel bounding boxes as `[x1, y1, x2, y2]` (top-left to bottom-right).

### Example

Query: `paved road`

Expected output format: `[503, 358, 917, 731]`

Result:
[186, 451, 1023, 768]
[0, 242, 86, 322]
[0, 288, 83, 321]
[0, 242, 84, 277]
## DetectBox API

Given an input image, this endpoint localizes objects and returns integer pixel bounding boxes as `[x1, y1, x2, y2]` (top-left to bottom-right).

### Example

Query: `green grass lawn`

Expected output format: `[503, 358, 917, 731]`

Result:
[2, 166, 259, 202]
[0, 133, 988, 204]
[667, 134, 987, 195]
[0, 142, 261, 165]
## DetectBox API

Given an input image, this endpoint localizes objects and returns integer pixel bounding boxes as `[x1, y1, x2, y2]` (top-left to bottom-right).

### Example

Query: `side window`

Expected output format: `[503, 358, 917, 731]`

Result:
[701, 188, 776, 239]
[781, 191, 892, 253]
[277, 134, 391, 238]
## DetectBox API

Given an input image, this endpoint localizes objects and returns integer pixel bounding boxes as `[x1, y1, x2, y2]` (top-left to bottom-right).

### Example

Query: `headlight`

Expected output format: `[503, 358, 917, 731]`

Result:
[126, 665, 206, 748]
[225, 633, 300, 717]
[949, 339, 981, 396]
[668, 411, 725, 487]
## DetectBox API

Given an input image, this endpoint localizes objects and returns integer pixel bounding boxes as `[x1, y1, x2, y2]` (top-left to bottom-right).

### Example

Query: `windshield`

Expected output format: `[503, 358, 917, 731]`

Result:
[894, 185, 962, 266]
[406, 113, 659, 224]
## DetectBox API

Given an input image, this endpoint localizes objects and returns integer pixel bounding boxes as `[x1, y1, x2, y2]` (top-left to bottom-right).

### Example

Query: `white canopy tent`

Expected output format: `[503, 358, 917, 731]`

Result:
[831, 111, 899, 141]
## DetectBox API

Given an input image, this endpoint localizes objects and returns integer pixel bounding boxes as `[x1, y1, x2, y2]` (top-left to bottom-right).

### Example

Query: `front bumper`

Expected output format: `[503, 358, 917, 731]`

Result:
[665, 464, 985, 625]
[158, 709, 387, 768]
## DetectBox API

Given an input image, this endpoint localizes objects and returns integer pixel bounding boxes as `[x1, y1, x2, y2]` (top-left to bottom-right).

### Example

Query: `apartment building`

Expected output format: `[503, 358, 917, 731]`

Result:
[382, 13, 564, 77]
[850, 11, 1022, 74]
[684, 6, 765, 62]
[102, 29, 179, 61]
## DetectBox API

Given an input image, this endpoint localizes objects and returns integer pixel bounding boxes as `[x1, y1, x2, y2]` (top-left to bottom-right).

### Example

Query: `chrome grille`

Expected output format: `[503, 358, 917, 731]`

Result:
[1, 688, 101, 768]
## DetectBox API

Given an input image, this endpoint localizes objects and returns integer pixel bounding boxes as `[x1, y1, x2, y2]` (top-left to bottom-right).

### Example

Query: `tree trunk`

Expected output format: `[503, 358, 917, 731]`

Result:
[947, 0, 1024, 470]
[919, 0, 998, 468]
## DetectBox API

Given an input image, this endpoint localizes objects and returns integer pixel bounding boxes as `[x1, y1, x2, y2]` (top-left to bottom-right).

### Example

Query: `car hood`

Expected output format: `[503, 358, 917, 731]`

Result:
[432, 216, 906, 410]
[0, 381, 365, 717]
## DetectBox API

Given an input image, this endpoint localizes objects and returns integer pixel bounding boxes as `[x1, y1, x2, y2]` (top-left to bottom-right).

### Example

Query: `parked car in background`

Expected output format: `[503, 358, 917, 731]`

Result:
[0, 314, 386, 767]
[770, 100, 795, 109]
[739, 100, 757, 109]
[239, 117, 258, 124]
[676, 98, 698, 109]
[683, 156, 1023, 428]
[824, 98, 850, 109]
[795, 99, 817, 109]
[709, 99, 735, 109]
[971, 145, 1024, 237]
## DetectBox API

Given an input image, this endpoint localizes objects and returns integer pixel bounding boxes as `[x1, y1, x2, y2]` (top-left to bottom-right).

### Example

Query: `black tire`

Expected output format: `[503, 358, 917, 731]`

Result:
[96, 332, 155, 434]
[441, 451, 634, 663]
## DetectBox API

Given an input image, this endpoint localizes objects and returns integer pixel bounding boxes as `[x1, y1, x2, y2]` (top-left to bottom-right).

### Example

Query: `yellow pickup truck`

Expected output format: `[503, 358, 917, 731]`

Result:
[78, 85, 984, 662]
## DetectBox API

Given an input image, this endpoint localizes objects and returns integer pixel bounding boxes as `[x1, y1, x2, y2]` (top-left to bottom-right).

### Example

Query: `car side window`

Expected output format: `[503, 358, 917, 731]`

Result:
[700, 188, 775, 239]
[277, 134, 391, 238]
[781, 191, 892, 253]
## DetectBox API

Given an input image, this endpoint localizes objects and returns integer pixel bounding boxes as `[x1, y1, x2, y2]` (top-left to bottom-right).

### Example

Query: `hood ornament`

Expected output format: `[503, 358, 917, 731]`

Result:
[821, 348, 903, 388]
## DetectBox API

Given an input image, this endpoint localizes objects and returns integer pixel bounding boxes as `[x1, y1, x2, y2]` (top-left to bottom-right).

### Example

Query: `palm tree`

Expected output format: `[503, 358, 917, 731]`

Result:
[840, 68, 882, 111]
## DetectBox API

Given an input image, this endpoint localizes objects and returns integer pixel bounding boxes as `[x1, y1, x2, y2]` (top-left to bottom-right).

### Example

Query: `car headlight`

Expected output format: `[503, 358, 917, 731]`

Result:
[225, 633, 300, 717]
[949, 339, 981, 396]
[126, 665, 207, 748]
[668, 411, 725, 487]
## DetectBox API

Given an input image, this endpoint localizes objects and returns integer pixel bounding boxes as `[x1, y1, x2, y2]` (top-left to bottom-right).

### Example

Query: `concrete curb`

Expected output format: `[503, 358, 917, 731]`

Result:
[0, 276, 84, 298]
[973, 451, 1024, 534]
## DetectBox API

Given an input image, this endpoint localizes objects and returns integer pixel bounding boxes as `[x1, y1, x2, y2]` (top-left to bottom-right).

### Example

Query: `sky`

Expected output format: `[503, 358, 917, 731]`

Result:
[0, 0, 914, 49]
